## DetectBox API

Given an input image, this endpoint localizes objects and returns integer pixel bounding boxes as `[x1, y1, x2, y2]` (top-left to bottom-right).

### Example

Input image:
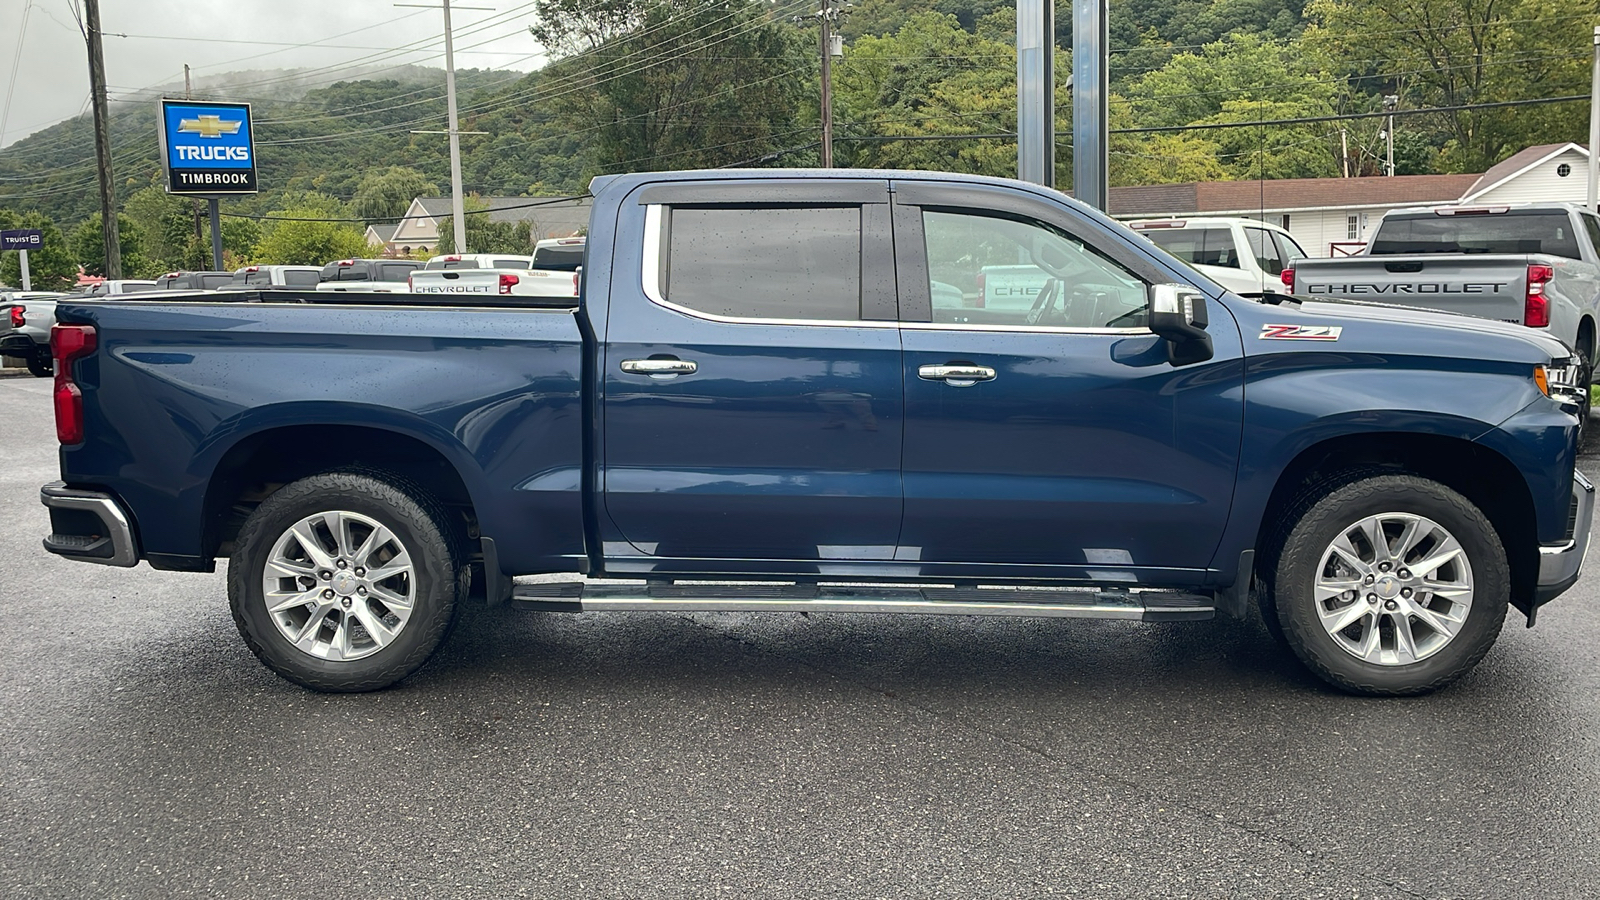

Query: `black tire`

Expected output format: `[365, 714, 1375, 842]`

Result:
[228, 472, 464, 692]
[1576, 339, 1594, 448]
[1266, 474, 1508, 696]
[26, 350, 52, 377]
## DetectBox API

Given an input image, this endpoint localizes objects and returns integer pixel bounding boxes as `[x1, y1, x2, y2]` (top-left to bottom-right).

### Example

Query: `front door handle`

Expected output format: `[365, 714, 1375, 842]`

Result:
[918, 364, 996, 387]
[621, 358, 698, 378]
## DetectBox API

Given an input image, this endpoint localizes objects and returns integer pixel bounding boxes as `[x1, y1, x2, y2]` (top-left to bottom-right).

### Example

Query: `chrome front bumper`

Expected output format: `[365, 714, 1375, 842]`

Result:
[40, 481, 139, 567]
[1536, 470, 1594, 605]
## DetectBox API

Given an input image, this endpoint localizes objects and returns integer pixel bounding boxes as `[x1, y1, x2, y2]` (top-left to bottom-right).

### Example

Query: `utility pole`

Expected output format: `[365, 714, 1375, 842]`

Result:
[795, 2, 842, 167]
[1383, 94, 1398, 177]
[398, 1, 489, 254]
[819, 0, 834, 167]
[184, 64, 191, 99]
[1588, 26, 1599, 211]
[1340, 129, 1350, 178]
[84, 0, 121, 279]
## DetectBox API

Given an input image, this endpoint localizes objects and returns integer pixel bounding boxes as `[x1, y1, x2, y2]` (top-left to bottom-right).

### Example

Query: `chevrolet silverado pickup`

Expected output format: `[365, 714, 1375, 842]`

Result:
[1289, 204, 1600, 421]
[407, 240, 586, 299]
[39, 170, 1593, 697]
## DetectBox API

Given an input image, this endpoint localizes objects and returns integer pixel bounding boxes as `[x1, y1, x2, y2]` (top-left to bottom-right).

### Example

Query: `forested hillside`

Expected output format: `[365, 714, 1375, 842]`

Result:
[2, 0, 1596, 279]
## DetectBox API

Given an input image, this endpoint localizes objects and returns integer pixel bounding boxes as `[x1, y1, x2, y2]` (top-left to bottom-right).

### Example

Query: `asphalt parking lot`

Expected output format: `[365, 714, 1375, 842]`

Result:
[2, 367, 1598, 899]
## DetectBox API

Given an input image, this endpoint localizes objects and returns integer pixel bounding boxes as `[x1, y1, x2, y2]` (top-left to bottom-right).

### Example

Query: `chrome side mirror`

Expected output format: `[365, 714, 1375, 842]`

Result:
[1148, 283, 1214, 366]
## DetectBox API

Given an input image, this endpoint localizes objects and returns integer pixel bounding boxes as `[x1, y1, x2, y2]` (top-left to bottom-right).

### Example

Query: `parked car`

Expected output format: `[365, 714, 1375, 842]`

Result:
[1130, 217, 1307, 297]
[217, 265, 323, 292]
[409, 239, 585, 298]
[154, 271, 233, 291]
[1289, 203, 1600, 421]
[39, 169, 1590, 699]
[1, 291, 66, 376]
[314, 259, 420, 294]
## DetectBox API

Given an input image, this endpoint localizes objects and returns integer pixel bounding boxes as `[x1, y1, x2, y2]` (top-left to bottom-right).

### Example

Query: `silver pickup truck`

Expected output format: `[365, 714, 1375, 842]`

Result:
[1290, 203, 1600, 419]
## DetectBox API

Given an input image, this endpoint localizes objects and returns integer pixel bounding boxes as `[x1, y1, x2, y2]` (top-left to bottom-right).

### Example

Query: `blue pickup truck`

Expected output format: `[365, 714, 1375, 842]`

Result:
[39, 169, 1593, 696]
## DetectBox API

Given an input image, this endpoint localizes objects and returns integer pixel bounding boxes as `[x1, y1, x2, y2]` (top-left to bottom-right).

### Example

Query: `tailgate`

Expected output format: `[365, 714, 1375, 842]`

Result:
[409, 271, 499, 294]
[1293, 256, 1529, 323]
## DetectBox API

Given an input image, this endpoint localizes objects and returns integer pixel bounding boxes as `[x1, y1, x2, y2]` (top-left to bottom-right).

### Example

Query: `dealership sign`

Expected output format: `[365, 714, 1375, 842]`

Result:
[158, 99, 257, 195]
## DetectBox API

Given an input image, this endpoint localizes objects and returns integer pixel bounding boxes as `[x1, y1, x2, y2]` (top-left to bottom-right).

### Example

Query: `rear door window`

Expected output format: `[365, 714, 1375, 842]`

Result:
[532, 244, 585, 272]
[660, 206, 862, 322]
[1144, 227, 1240, 268]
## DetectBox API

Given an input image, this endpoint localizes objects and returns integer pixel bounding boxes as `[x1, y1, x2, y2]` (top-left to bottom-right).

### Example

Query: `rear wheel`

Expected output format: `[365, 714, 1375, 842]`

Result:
[228, 472, 463, 692]
[1267, 474, 1508, 696]
[1575, 334, 1593, 446]
[26, 349, 51, 377]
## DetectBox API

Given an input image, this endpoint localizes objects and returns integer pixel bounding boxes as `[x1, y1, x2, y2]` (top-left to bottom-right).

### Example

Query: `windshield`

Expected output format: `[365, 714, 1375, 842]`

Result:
[1371, 211, 1582, 258]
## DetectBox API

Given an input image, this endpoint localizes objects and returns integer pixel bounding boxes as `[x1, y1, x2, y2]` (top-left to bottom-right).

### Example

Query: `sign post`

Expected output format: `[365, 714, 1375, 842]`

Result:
[157, 99, 258, 268]
[1, 229, 43, 291]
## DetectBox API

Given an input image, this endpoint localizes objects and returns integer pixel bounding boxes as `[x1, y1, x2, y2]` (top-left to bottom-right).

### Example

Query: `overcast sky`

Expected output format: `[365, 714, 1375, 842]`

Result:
[0, 0, 545, 148]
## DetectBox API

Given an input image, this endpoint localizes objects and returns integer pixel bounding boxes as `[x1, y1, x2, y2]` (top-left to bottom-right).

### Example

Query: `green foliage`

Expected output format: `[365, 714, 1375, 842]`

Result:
[1122, 33, 1340, 180]
[72, 213, 156, 279]
[535, 0, 807, 173]
[251, 195, 372, 265]
[1306, 0, 1600, 173]
[354, 167, 438, 222]
[0, 209, 78, 291]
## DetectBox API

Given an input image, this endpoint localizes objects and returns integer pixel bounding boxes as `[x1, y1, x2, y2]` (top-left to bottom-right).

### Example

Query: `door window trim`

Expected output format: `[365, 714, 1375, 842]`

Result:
[893, 199, 1154, 335]
[638, 203, 898, 329]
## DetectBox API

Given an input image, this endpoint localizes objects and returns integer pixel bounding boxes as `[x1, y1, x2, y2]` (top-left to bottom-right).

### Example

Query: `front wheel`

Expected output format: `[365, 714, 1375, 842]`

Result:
[1267, 474, 1508, 696]
[228, 472, 464, 692]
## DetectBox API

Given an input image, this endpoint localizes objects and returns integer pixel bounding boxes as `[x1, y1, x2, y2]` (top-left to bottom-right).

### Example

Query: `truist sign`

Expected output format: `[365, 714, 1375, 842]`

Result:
[159, 99, 258, 195]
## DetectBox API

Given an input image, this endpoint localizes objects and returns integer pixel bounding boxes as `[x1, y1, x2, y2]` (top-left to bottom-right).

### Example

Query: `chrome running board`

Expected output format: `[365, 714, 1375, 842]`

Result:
[510, 582, 1214, 622]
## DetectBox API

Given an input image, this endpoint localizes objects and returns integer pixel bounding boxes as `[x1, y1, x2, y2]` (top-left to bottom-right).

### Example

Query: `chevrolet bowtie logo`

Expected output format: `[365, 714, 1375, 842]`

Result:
[178, 115, 242, 139]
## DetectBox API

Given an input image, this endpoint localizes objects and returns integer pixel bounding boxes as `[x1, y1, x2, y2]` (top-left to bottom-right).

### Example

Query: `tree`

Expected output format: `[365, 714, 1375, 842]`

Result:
[534, 0, 807, 172]
[353, 166, 437, 223]
[1306, 0, 1600, 172]
[0, 210, 78, 291]
[73, 213, 155, 278]
[1123, 33, 1342, 180]
[251, 205, 372, 266]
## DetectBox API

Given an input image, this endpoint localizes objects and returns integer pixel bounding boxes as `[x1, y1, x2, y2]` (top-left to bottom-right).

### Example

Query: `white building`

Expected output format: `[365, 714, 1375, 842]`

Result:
[1112, 143, 1592, 257]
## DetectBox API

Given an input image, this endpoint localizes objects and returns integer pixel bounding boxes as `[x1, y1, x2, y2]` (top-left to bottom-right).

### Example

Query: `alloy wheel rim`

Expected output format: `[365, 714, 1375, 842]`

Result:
[261, 510, 416, 661]
[1313, 512, 1474, 667]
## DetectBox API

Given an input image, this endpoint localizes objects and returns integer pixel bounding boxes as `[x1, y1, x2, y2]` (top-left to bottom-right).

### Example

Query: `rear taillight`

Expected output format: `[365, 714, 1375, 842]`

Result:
[1280, 268, 1295, 292]
[571, 272, 580, 297]
[498, 273, 519, 295]
[406, 273, 414, 290]
[973, 272, 986, 307]
[51, 324, 96, 445]
[9, 306, 22, 327]
[1525, 264, 1554, 328]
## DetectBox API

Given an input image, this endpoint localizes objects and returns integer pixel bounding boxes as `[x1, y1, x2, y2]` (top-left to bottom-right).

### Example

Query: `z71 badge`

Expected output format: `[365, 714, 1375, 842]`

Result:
[1260, 324, 1342, 341]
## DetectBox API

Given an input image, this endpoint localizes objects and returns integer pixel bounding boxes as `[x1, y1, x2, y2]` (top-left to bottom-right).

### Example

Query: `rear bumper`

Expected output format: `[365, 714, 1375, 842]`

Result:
[1535, 470, 1594, 605]
[0, 334, 38, 356]
[39, 481, 139, 567]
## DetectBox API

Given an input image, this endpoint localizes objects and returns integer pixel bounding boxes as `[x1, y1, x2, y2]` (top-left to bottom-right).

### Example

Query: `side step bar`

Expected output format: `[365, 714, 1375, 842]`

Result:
[511, 583, 1214, 622]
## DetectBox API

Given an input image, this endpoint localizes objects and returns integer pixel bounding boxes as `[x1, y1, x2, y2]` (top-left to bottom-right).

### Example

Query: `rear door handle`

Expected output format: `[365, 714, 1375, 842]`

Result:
[918, 364, 996, 386]
[621, 358, 698, 378]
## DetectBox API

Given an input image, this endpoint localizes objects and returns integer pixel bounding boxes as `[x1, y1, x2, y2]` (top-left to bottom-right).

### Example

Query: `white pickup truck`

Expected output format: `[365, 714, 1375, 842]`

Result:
[1129, 217, 1307, 296]
[408, 238, 584, 299]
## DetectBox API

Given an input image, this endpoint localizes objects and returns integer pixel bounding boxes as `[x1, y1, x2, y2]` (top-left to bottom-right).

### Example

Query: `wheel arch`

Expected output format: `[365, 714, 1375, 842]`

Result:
[201, 421, 481, 562]
[1256, 432, 1538, 616]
